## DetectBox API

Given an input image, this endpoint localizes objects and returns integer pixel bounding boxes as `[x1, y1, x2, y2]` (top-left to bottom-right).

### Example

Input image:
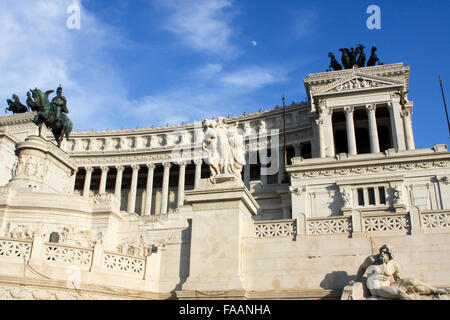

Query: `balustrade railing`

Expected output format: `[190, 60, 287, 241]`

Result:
[0, 237, 162, 284]
[307, 216, 352, 236]
[255, 219, 296, 238]
[254, 209, 450, 238]
[44, 243, 93, 267]
[0, 238, 32, 259]
[103, 251, 146, 275]
[363, 213, 410, 233]
[421, 210, 450, 229]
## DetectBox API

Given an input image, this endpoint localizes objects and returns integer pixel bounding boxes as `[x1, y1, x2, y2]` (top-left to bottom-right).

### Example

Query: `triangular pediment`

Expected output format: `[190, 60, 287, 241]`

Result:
[317, 72, 403, 95]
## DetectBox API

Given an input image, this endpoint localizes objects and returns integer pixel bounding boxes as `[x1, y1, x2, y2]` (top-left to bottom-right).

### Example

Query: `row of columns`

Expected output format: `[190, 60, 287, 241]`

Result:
[82, 160, 204, 215]
[316, 103, 413, 158]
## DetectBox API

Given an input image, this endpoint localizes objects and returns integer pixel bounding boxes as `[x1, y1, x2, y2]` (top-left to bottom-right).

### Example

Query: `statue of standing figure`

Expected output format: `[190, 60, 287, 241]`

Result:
[202, 117, 246, 183]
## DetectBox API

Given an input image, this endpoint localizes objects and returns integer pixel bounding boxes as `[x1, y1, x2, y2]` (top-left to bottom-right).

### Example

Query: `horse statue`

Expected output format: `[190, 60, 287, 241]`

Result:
[328, 52, 343, 71]
[356, 44, 366, 67]
[367, 46, 379, 66]
[5, 94, 28, 114]
[28, 87, 73, 148]
[339, 48, 351, 69]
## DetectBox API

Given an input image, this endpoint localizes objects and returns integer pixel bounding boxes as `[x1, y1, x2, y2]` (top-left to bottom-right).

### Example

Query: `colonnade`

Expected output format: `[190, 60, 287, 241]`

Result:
[82, 160, 203, 215]
[316, 103, 414, 158]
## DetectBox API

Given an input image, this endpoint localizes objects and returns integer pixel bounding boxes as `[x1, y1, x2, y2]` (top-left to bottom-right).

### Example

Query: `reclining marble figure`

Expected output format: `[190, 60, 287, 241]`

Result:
[342, 245, 449, 300]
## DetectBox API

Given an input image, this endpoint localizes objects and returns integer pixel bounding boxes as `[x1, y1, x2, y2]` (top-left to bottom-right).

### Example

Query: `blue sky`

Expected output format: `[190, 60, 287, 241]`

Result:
[0, 0, 449, 149]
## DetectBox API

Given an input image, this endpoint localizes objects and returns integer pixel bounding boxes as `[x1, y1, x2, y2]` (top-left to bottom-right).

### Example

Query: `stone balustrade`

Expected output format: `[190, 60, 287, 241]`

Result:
[306, 216, 352, 236]
[0, 236, 163, 283]
[0, 238, 32, 259]
[255, 209, 450, 238]
[421, 210, 450, 229]
[254, 219, 296, 238]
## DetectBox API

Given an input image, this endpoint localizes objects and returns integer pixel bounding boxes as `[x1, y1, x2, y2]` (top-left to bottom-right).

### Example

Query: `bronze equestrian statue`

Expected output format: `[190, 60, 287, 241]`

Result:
[27, 86, 73, 148]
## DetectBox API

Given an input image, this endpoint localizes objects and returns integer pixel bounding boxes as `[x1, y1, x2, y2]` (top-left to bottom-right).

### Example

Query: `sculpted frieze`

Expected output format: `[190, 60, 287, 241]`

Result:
[291, 160, 449, 179]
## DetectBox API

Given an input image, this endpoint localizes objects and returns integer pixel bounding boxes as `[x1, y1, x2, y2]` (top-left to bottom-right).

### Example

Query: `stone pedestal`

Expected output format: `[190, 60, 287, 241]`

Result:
[6, 136, 76, 194]
[181, 179, 259, 294]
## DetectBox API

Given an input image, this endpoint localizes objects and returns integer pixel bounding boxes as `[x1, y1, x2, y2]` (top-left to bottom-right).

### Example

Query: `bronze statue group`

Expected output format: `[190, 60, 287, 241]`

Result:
[5, 86, 73, 148]
[328, 45, 380, 71]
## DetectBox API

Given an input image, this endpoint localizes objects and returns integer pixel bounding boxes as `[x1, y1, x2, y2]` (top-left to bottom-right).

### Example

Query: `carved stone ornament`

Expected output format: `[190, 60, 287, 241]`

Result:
[439, 176, 449, 185]
[289, 186, 306, 196]
[341, 188, 352, 208]
[93, 193, 116, 205]
[116, 235, 164, 257]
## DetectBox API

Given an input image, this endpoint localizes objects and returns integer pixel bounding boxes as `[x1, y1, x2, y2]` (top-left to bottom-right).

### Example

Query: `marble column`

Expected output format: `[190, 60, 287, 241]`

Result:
[114, 165, 124, 200]
[83, 167, 94, 197]
[127, 165, 140, 214]
[194, 159, 202, 188]
[388, 100, 406, 151]
[144, 164, 155, 215]
[401, 109, 415, 150]
[160, 162, 171, 214]
[316, 118, 326, 158]
[177, 161, 186, 207]
[366, 104, 380, 153]
[344, 106, 357, 155]
[99, 166, 109, 194]
[322, 108, 335, 157]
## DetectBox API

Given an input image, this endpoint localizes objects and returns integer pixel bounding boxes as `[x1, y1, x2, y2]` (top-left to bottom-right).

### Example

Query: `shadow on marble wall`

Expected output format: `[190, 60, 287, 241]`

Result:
[174, 218, 192, 293]
[320, 270, 355, 290]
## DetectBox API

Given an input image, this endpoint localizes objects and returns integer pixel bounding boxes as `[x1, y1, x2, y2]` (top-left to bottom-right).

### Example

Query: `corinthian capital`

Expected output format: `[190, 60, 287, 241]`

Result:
[365, 104, 376, 112]
[401, 109, 411, 118]
[344, 106, 354, 115]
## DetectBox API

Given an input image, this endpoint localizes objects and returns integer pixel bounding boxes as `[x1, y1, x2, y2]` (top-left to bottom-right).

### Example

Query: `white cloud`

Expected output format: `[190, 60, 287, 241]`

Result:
[194, 63, 223, 80]
[0, 1, 293, 132]
[126, 64, 289, 127]
[0, 0, 129, 130]
[292, 10, 317, 37]
[156, 0, 237, 57]
[220, 66, 287, 90]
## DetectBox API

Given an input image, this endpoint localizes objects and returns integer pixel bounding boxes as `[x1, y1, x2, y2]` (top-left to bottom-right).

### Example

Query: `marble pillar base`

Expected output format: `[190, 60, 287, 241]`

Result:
[182, 179, 259, 292]
[6, 136, 76, 194]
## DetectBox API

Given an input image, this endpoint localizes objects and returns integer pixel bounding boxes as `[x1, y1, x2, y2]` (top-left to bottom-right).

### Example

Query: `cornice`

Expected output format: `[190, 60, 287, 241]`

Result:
[286, 148, 450, 179]
[304, 63, 410, 99]
[71, 101, 310, 137]
[0, 112, 36, 126]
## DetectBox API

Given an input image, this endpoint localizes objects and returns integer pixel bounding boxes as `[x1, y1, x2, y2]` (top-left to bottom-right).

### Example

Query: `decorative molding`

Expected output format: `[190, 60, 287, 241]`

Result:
[290, 159, 449, 179]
